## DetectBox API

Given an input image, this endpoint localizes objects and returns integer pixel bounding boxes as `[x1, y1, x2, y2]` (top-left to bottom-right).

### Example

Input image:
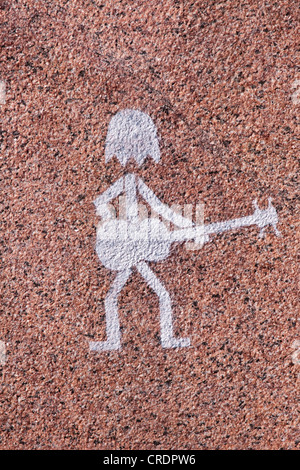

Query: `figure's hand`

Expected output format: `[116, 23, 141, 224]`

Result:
[194, 226, 210, 245]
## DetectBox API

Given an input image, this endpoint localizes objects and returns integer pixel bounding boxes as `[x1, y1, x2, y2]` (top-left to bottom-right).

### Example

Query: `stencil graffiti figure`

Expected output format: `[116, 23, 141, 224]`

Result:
[89, 109, 280, 352]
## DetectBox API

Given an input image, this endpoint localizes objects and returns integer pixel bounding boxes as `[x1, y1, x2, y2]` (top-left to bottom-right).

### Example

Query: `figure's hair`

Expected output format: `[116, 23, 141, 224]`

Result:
[105, 109, 160, 166]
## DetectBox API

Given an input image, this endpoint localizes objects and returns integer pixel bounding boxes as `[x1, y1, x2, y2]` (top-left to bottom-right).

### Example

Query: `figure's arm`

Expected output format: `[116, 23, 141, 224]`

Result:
[137, 177, 193, 228]
[94, 176, 124, 220]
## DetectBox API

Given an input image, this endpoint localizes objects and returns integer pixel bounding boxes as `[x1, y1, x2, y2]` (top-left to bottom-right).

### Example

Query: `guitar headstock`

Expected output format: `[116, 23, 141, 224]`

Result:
[253, 198, 281, 238]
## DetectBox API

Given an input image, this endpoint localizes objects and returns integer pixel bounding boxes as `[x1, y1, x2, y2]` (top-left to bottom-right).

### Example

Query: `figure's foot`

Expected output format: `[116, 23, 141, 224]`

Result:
[89, 340, 121, 352]
[161, 337, 191, 349]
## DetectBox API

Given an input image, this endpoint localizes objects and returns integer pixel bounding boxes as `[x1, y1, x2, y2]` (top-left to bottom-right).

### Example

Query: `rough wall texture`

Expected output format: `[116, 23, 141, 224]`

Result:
[0, 0, 299, 449]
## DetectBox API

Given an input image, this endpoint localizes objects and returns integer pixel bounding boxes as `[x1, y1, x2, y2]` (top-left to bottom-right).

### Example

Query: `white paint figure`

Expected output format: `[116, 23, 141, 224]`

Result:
[89, 109, 280, 352]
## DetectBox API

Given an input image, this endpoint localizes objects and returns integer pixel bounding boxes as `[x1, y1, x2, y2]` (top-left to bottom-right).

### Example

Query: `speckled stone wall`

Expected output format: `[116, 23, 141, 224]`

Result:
[0, 0, 299, 450]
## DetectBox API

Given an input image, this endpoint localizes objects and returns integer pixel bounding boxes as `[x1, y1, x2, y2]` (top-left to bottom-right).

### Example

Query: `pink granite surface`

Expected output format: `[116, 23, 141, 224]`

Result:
[0, 0, 299, 449]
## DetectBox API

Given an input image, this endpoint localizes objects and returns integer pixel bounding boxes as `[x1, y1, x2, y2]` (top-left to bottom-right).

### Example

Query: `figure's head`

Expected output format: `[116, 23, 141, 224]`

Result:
[105, 109, 160, 166]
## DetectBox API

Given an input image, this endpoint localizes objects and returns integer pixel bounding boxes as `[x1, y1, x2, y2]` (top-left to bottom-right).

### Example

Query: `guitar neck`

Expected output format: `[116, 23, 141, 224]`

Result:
[171, 213, 258, 242]
[205, 213, 258, 236]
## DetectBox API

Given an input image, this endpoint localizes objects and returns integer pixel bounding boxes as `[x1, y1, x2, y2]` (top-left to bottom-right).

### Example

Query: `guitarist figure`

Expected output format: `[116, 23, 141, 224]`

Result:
[90, 109, 280, 352]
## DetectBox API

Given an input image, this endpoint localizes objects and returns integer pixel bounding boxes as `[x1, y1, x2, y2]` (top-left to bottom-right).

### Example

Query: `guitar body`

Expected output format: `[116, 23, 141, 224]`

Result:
[96, 219, 172, 271]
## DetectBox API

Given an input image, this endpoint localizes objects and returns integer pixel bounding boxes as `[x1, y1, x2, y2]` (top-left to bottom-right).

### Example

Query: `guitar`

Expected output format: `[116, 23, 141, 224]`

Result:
[96, 198, 280, 271]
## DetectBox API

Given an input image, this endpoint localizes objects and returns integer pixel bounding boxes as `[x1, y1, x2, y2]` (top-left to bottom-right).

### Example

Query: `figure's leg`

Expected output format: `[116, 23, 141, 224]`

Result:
[89, 268, 132, 352]
[136, 261, 190, 348]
